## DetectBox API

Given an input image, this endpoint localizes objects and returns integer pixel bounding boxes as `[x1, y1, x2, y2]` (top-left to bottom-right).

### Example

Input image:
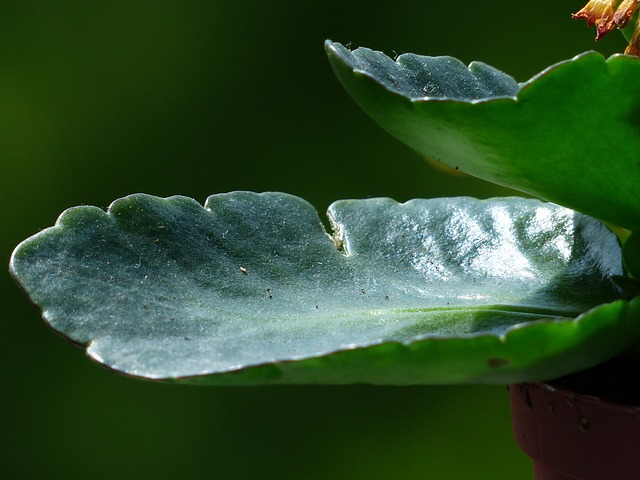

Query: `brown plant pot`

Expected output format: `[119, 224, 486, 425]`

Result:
[508, 355, 640, 480]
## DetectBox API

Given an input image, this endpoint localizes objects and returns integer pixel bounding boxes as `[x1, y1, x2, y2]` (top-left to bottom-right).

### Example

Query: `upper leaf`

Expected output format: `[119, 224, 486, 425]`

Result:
[10, 192, 640, 385]
[326, 41, 640, 230]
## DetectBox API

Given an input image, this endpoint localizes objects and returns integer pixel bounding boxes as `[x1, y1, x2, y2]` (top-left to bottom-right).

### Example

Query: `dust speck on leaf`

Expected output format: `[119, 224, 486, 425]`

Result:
[487, 358, 510, 368]
[578, 417, 589, 432]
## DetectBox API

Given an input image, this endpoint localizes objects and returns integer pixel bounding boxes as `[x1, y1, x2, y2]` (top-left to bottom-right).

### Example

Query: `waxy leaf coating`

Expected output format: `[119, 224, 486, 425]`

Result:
[10, 192, 640, 384]
[326, 41, 640, 230]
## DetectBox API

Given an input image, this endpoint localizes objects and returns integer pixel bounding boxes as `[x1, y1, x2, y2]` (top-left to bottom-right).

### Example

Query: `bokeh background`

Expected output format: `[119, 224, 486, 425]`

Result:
[2, 1, 626, 479]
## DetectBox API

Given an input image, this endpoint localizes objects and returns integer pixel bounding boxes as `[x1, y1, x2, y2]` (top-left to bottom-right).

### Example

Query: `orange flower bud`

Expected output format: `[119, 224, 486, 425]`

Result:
[613, 0, 639, 28]
[574, 0, 640, 55]
[573, 0, 618, 39]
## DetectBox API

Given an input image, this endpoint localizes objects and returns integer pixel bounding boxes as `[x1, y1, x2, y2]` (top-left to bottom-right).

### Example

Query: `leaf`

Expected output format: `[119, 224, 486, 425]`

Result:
[623, 229, 640, 280]
[10, 192, 640, 385]
[326, 41, 640, 230]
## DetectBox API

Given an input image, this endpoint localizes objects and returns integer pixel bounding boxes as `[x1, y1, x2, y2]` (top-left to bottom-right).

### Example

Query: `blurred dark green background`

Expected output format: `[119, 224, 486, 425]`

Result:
[2, 1, 625, 479]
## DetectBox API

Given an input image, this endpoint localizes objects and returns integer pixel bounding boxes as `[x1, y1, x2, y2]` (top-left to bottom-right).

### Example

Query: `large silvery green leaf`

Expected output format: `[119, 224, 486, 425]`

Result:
[10, 192, 640, 385]
[326, 41, 640, 230]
